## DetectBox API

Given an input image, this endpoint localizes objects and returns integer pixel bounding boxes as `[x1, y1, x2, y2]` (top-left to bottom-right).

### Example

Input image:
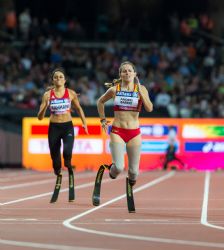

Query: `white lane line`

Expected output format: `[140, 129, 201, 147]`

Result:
[0, 218, 37, 221]
[2, 218, 224, 225]
[0, 179, 112, 206]
[63, 172, 175, 223]
[0, 179, 56, 190]
[104, 218, 224, 224]
[0, 239, 109, 250]
[105, 219, 171, 222]
[0, 172, 54, 182]
[63, 171, 224, 248]
[4, 207, 224, 211]
[201, 171, 224, 230]
[0, 172, 96, 190]
[3, 222, 224, 226]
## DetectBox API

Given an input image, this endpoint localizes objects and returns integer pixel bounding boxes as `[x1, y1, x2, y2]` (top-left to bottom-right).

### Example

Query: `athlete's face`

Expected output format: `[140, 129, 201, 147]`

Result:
[52, 71, 66, 87]
[120, 64, 136, 83]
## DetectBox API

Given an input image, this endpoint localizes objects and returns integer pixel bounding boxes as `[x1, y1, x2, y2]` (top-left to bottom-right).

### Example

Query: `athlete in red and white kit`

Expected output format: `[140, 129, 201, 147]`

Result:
[97, 61, 153, 186]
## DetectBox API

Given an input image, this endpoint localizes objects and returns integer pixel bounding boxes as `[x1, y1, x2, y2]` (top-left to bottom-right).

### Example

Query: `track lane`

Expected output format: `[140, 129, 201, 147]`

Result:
[1, 171, 224, 250]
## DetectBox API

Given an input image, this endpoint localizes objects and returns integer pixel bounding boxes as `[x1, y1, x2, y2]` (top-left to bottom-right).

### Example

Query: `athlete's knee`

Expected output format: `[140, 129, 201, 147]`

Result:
[109, 171, 116, 179]
[63, 150, 72, 161]
[64, 159, 73, 173]
[52, 158, 61, 176]
[114, 163, 124, 174]
[109, 163, 123, 179]
[128, 168, 139, 182]
[64, 158, 71, 167]
[53, 166, 61, 176]
[128, 178, 136, 186]
[128, 172, 137, 186]
[54, 168, 61, 176]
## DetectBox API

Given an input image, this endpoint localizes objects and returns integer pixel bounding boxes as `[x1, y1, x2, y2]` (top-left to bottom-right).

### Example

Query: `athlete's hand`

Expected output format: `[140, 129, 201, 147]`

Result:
[82, 125, 89, 134]
[135, 76, 143, 96]
[100, 119, 111, 133]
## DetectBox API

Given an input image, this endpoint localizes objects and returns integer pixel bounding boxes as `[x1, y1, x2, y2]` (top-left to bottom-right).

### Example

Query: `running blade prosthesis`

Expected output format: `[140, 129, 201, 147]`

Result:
[126, 177, 136, 213]
[50, 169, 75, 203]
[92, 164, 108, 206]
[68, 169, 75, 202]
[50, 174, 62, 203]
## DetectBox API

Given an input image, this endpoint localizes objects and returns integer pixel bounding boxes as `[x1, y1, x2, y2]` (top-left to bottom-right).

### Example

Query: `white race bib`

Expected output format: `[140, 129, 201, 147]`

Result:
[114, 95, 138, 107]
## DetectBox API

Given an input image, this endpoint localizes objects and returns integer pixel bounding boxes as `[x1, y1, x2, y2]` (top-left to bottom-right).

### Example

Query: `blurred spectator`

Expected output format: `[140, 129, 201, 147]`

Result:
[169, 13, 180, 42]
[5, 8, 17, 36]
[154, 88, 171, 108]
[187, 14, 199, 32]
[0, 8, 223, 118]
[29, 17, 41, 39]
[67, 18, 85, 40]
[19, 8, 32, 40]
[199, 13, 214, 33]
[95, 14, 109, 40]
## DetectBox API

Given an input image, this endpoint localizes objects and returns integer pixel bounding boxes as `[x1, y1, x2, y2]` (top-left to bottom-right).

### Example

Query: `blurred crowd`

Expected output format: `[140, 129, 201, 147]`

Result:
[0, 9, 224, 118]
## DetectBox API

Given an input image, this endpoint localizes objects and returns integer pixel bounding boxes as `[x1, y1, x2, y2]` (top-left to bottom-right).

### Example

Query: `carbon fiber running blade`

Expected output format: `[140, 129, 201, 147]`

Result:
[68, 170, 75, 202]
[50, 174, 62, 203]
[126, 177, 136, 213]
[92, 165, 107, 206]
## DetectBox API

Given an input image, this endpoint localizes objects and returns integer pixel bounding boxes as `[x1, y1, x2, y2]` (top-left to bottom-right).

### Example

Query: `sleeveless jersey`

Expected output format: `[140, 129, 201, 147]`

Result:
[113, 83, 142, 112]
[49, 88, 71, 115]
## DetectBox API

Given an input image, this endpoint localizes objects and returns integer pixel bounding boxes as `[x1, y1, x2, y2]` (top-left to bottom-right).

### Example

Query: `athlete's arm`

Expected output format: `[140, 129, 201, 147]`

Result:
[70, 90, 88, 134]
[135, 77, 153, 112]
[97, 87, 115, 132]
[139, 85, 153, 112]
[97, 87, 115, 119]
[37, 92, 49, 120]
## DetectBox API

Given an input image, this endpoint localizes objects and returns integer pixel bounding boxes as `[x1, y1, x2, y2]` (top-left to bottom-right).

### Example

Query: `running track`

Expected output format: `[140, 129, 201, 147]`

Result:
[0, 169, 224, 250]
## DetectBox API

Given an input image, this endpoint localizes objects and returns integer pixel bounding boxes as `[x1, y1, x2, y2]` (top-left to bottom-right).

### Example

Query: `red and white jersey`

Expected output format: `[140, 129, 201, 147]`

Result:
[113, 83, 142, 112]
[49, 88, 71, 115]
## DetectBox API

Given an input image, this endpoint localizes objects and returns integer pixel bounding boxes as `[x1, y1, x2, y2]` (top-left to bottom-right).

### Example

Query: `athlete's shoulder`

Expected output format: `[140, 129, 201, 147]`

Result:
[108, 86, 117, 93]
[44, 90, 51, 97]
[105, 86, 116, 97]
[67, 88, 76, 94]
[67, 88, 77, 99]
[139, 84, 148, 92]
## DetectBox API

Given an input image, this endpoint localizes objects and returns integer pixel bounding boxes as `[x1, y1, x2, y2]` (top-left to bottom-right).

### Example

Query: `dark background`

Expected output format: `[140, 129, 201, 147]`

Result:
[12, 0, 210, 39]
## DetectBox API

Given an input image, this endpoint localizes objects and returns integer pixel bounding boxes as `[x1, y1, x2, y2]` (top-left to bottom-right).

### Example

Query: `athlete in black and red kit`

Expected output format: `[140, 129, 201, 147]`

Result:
[37, 68, 88, 202]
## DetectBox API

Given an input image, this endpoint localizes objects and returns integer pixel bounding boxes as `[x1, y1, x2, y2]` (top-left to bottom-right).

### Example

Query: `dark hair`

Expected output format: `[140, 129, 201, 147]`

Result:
[46, 68, 67, 91]
[50, 67, 66, 81]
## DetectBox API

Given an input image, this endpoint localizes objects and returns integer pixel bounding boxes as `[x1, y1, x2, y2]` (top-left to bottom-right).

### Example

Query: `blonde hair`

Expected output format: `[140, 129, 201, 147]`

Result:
[104, 61, 136, 88]
[104, 78, 122, 88]
[119, 61, 136, 74]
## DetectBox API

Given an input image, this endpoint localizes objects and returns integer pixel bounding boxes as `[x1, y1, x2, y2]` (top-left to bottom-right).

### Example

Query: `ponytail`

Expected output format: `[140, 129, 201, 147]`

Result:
[104, 78, 122, 88]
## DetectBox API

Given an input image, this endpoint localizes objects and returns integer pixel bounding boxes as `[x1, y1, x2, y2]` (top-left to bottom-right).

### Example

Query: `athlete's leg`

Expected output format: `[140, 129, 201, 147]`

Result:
[174, 156, 185, 165]
[126, 134, 141, 185]
[109, 132, 125, 178]
[48, 124, 62, 176]
[62, 122, 74, 171]
[173, 156, 186, 169]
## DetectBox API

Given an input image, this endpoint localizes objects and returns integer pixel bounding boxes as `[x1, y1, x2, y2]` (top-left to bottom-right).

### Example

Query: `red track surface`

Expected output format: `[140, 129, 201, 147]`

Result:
[1, 169, 224, 250]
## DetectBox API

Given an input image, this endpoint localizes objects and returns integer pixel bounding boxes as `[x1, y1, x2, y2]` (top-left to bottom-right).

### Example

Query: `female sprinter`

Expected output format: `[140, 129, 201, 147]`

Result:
[92, 61, 153, 211]
[37, 68, 88, 202]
